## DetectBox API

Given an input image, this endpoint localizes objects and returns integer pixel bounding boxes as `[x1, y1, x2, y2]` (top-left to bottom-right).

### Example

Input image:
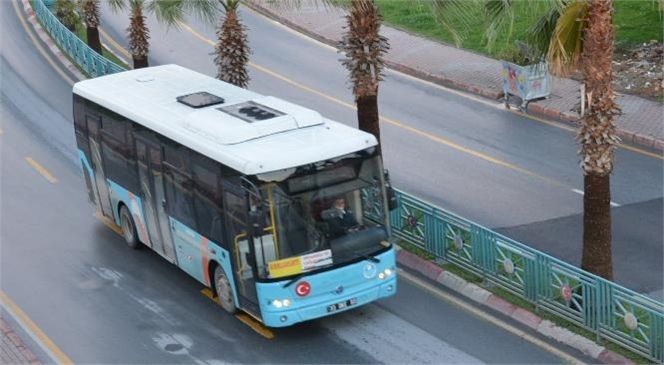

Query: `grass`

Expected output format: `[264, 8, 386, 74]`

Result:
[395, 240, 655, 364]
[375, 0, 663, 59]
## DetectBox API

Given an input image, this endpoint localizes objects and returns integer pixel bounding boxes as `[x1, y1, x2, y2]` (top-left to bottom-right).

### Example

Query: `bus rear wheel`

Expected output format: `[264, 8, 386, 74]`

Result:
[214, 266, 237, 314]
[119, 205, 140, 249]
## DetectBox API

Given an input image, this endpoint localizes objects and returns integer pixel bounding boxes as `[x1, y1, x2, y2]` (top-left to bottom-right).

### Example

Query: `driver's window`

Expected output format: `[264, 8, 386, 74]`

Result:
[347, 191, 362, 224]
[224, 191, 247, 239]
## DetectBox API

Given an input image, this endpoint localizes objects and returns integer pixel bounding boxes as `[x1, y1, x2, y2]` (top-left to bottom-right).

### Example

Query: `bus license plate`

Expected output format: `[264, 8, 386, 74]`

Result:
[327, 298, 358, 313]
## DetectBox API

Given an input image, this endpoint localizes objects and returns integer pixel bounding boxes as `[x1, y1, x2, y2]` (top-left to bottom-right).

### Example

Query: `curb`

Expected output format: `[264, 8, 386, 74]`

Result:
[14, 1, 654, 363]
[248, 2, 663, 153]
[1, 318, 42, 365]
[395, 247, 636, 365]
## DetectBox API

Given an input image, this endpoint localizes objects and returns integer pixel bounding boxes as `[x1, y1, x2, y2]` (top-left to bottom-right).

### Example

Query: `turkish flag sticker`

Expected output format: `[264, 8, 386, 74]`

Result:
[295, 281, 311, 297]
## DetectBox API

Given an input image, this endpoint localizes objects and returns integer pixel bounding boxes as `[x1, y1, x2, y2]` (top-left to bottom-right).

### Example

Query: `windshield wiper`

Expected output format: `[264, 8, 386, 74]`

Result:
[358, 253, 380, 263]
[283, 272, 308, 288]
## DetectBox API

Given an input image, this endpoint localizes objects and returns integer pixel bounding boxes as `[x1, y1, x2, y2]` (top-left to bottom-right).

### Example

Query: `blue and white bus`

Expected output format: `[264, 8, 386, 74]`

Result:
[72, 65, 397, 327]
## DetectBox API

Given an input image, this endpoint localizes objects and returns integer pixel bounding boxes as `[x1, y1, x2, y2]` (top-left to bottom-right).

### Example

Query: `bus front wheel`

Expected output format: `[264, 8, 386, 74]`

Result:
[214, 266, 237, 314]
[119, 205, 140, 249]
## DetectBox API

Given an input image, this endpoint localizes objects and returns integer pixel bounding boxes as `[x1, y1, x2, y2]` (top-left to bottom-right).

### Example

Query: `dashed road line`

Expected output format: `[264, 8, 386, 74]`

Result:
[25, 157, 58, 183]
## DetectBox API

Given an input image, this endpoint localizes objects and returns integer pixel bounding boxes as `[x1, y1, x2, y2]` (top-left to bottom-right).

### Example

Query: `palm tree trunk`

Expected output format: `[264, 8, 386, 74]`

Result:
[81, 0, 102, 54]
[357, 94, 381, 155]
[578, 0, 619, 280]
[87, 27, 102, 54]
[133, 57, 149, 69]
[581, 173, 613, 279]
[128, 3, 150, 69]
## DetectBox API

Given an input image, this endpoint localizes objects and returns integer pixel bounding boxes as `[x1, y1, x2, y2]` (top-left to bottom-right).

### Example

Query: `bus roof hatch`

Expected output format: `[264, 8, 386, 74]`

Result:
[183, 96, 324, 145]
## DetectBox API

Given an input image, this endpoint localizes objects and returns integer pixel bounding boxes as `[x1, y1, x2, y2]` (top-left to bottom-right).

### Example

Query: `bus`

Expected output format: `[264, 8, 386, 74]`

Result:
[72, 64, 397, 327]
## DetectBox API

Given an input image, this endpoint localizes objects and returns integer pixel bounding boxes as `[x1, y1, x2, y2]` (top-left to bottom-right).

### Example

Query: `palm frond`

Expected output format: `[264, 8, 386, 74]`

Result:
[107, 0, 126, 13]
[429, 0, 478, 47]
[526, 7, 560, 63]
[482, 0, 515, 51]
[547, 0, 589, 76]
[254, 0, 337, 12]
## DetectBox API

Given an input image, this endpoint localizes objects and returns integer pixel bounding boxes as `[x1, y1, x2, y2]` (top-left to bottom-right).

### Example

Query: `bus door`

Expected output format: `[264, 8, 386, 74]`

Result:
[222, 182, 260, 317]
[86, 114, 113, 218]
[136, 138, 177, 264]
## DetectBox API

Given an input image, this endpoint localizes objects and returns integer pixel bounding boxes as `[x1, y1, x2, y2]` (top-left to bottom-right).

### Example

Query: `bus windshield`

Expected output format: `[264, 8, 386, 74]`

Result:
[255, 155, 389, 280]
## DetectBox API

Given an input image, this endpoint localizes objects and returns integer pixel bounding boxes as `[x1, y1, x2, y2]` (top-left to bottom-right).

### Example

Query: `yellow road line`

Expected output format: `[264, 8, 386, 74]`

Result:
[25, 157, 58, 183]
[200, 288, 275, 339]
[178, 24, 568, 187]
[252, 60, 571, 188]
[98, 27, 131, 59]
[178, 17, 660, 164]
[99, 217, 275, 339]
[398, 270, 587, 365]
[508, 109, 664, 161]
[177, 21, 215, 46]
[200, 288, 216, 300]
[0, 291, 75, 365]
[12, 0, 75, 86]
[93, 212, 123, 235]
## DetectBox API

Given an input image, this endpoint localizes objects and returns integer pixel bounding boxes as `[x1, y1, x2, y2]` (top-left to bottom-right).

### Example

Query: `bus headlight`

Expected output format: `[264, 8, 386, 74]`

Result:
[378, 268, 395, 280]
[271, 299, 292, 308]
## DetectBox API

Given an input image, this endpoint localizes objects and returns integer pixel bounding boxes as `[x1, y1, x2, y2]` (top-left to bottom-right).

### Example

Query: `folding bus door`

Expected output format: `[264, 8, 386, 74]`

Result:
[222, 182, 260, 318]
[86, 114, 113, 219]
[136, 137, 177, 264]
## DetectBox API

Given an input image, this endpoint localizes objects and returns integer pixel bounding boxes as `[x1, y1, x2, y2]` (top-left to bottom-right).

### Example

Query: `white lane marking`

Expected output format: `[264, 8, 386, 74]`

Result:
[572, 189, 621, 207]
[399, 270, 588, 365]
[321, 304, 483, 364]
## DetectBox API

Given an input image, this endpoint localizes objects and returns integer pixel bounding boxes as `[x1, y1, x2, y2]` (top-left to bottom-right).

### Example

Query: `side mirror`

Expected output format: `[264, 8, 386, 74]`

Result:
[384, 170, 398, 211]
[249, 208, 265, 237]
[321, 208, 343, 221]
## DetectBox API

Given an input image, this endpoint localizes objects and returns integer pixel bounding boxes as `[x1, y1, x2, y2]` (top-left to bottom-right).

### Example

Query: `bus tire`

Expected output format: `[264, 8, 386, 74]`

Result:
[214, 266, 237, 314]
[119, 205, 140, 249]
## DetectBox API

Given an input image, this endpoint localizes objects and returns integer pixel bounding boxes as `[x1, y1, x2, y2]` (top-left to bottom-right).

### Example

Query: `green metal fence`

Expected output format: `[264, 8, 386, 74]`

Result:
[33, 0, 125, 77]
[32, 0, 663, 362]
[391, 190, 663, 362]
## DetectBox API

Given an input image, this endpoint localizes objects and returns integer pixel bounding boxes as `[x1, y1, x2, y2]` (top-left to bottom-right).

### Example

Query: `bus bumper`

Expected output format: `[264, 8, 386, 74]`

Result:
[260, 277, 397, 328]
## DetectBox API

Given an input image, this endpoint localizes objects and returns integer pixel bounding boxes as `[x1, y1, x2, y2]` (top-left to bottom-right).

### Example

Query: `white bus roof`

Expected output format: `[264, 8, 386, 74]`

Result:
[73, 64, 377, 176]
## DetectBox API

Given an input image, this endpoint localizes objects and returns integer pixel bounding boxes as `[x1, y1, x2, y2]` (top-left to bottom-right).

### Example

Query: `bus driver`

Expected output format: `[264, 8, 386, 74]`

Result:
[328, 197, 360, 239]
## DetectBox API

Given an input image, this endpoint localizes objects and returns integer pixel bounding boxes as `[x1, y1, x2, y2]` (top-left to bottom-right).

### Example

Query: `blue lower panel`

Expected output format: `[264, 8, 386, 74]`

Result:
[257, 249, 397, 327]
[260, 278, 397, 327]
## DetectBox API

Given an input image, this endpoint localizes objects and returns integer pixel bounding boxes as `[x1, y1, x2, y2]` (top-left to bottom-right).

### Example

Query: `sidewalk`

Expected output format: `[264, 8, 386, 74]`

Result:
[1, 318, 42, 365]
[246, 2, 650, 364]
[250, 0, 664, 151]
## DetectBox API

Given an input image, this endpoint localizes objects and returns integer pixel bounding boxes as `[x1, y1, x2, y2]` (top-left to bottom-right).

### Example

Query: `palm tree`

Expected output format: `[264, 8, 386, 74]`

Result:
[273, 0, 389, 151]
[576, 0, 620, 280]
[339, 0, 390, 153]
[108, 0, 218, 69]
[430, 0, 620, 279]
[80, 0, 102, 54]
[54, 0, 79, 32]
[214, 0, 251, 88]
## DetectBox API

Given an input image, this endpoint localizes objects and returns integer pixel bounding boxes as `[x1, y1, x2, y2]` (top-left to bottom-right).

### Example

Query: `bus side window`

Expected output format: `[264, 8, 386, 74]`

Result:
[100, 110, 138, 192]
[192, 157, 225, 246]
[164, 168, 195, 229]
[162, 143, 195, 227]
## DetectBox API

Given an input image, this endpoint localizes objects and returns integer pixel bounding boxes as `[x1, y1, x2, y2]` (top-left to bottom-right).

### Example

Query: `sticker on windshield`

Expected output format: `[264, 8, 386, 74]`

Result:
[268, 249, 332, 279]
[302, 249, 332, 271]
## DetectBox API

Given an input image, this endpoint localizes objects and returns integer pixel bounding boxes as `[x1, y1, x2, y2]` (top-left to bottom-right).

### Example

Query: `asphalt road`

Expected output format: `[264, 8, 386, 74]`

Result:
[1, 70, 579, 363]
[97, 3, 663, 296]
[0, 0, 657, 363]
